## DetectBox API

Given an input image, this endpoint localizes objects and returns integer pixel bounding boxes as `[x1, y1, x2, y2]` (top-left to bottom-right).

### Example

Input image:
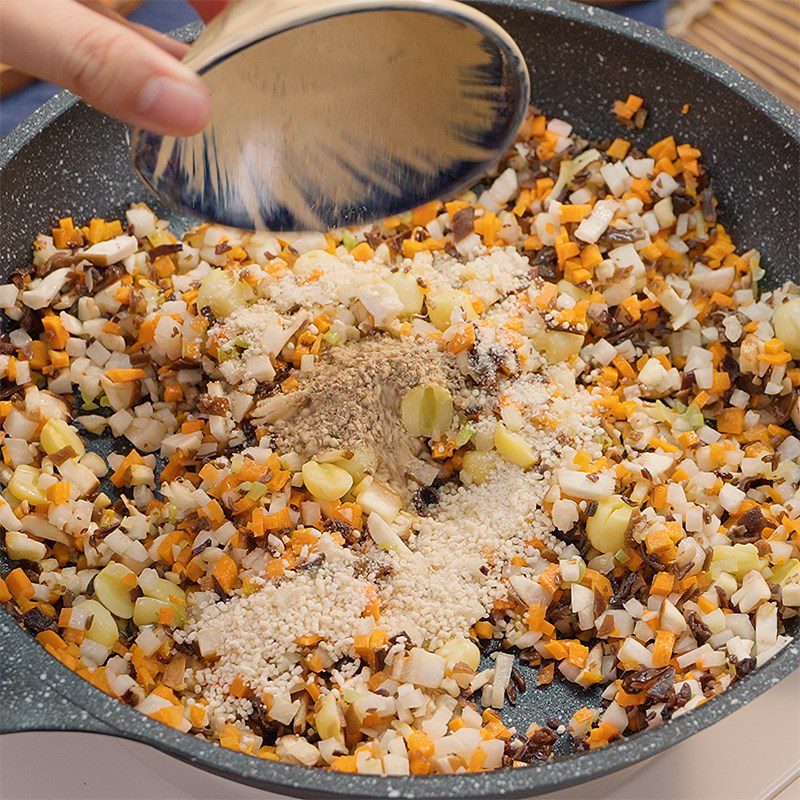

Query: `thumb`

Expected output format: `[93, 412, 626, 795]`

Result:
[0, 0, 211, 136]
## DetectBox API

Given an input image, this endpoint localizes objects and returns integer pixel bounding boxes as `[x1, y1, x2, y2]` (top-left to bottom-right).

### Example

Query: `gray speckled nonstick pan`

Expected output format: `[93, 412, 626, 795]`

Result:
[1, 1, 799, 797]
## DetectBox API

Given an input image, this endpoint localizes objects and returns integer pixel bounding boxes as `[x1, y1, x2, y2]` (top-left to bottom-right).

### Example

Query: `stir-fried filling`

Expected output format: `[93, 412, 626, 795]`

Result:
[1, 108, 799, 775]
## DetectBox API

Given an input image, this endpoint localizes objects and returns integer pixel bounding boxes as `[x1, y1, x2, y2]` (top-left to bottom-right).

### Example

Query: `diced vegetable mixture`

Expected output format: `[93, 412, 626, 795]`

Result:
[1, 108, 799, 775]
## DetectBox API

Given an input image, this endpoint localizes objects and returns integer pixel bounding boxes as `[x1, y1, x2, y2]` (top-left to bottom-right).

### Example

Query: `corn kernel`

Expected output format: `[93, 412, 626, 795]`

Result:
[94, 561, 137, 619]
[401, 384, 454, 440]
[586, 495, 633, 554]
[494, 423, 538, 469]
[40, 418, 85, 458]
[302, 461, 353, 501]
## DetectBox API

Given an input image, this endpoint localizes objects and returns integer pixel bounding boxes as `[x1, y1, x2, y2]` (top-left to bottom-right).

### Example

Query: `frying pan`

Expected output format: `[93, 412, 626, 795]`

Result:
[1, 1, 798, 797]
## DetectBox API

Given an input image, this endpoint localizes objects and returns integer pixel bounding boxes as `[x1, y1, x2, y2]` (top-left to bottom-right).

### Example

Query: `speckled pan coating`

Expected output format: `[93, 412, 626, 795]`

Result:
[1, 1, 798, 798]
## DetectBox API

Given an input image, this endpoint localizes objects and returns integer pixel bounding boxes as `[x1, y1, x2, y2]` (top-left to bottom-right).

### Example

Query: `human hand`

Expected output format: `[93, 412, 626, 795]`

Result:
[0, 0, 229, 136]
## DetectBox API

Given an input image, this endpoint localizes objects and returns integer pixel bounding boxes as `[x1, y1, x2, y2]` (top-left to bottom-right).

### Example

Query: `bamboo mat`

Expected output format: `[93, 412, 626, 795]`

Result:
[669, 0, 800, 110]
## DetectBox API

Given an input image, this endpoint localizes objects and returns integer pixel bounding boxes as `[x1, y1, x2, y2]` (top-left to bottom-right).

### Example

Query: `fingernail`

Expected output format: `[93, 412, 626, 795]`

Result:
[138, 75, 211, 136]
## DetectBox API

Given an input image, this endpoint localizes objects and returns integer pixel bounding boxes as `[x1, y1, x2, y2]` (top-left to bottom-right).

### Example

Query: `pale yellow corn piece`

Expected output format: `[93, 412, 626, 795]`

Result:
[314, 692, 343, 742]
[8, 465, 48, 506]
[586, 495, 633, 553]
[557, 280, 591, 302]
[40, 418, 85, 458]
[78, 599, 120, 647]
[133, 596, 173, 627]
[141, 574, 186, 604]
[401, 384, 454, 439]
[386, 272, 425, 316]
[334, 448, 374, 480]
[773, 297, 800, 358]
[532, 331, 585, 364]
[302, 461, 353, 501]
[460, 450, 497, 485]
[494, 423, 538, 468]
[94, 561, 136, 619]
[5, 530, 47, 562]
[435, 636, 481, 670]
[197, 268, 253, 318]
[426, 289, 479, 331]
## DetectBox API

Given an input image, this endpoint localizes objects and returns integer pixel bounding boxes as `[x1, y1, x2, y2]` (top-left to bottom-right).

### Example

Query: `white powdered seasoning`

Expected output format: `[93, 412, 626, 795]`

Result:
[183, 287, 601, 717]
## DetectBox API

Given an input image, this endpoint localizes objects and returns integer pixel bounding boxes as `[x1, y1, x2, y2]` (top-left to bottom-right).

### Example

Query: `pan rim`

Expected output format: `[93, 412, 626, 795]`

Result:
[1, 1, 798, 797]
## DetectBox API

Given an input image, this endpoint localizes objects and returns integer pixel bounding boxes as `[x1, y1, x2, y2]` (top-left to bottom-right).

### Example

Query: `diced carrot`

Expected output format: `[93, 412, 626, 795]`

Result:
[612, 355, 637, 380]
[36, 629, 66, 650]
[445, 324, 476, 355]
[467, 747, 487, 771]
[181, 419, 205, 434]
[645, 529, 672, 554]
[606, 138, 631, 160]
[652, 484, 668, 511]
[110, 449, 146, 488]
[236, 458, 270, 482]
[613, 100, 634, 121]
[647, 136, 678, 161]
[333, 502, 362, 530]
[580, 244, 603, 270]
[560, 204, 592, 223]
[331, 755, 358, 772]
[163, 384, 183, 403]
[616, 688, 646, 707]
[229, 675, 251, 698]
[49, 350, 69, 369]
[42, 314, 69, 350]
[653, 629, 676, 667]
[105, 219, 123, 238]
[184, 558, 205, 583]
[27, 340, 49, 371]
[544, 640, 568, 660]
[198, 463, 219, 484]
[717, 407, 745, 435]
[289, 526, 316, 548]
[351, 242, 374, 262]
[697, 595, 717, 614]
[0, 576, 11, 603]
[567, 641, 589, 668]
[445, 200, 470, 217]
[587, 721, 619, 749]
[534, 282, 558, 311]
[474, 212, 502, 247]
[710, 371, 731, 394]
[211, 554, 238, 593]
[407, 729, 435, 758]
[6, 568, 34, 602]
[200, 499, 225, 528]
[159, 452, 184, 484]
[539, 563, 561, 594]
[150, 705, 187, 730]
[411, 201, 441, 227]
[263, 507, 292, 531]
[537, 661, 555, 686]
[651, 572, 675, 596]
[47, 481, 71, 505]
[105, 368, 146, 383]
[157, 605, 175, 626]
[189, 704, 207, 727]
[295, 634, 322, 647]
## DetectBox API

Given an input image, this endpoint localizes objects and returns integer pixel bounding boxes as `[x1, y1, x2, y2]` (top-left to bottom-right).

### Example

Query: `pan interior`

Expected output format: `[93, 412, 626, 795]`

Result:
[0, 2, 798, 797]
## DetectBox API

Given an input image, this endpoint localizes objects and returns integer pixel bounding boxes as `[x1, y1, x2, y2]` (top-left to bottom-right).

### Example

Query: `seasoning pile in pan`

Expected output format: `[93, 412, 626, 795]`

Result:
[1, 109, 799, 774]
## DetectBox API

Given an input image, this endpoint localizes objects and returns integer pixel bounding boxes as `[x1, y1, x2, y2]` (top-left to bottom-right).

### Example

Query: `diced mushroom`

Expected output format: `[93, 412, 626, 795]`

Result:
[82, 235, 138, 266]
[21, 267, 71, 309]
